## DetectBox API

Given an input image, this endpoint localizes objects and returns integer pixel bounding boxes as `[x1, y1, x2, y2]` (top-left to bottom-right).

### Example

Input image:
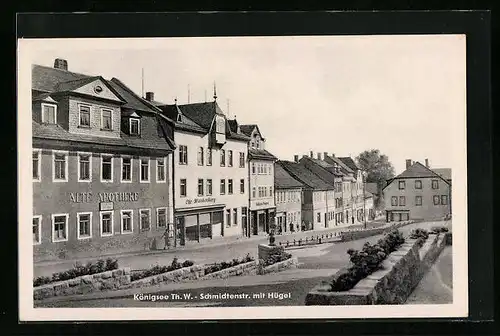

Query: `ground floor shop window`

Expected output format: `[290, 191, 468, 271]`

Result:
[184, 214, 198, 241]
[121, 210, 133, 234]
[77, 212, 92, 239]
[140, 209, 151, 231]
[33, 216, 41, 245]
[100, 211, 114, 236]
[52, 214, 68, 242]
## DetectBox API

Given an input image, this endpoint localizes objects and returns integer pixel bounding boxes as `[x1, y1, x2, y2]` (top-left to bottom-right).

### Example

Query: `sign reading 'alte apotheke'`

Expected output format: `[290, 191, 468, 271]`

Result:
[69, 192, 140, 203]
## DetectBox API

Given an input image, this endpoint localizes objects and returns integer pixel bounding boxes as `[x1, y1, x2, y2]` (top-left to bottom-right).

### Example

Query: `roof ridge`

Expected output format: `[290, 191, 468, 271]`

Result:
[110, 77, 162, 114]
[33, 63, 92, 78]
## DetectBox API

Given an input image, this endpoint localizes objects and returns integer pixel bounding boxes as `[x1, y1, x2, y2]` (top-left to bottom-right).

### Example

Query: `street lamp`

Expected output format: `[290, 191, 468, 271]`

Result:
[363, 171, 367, 230]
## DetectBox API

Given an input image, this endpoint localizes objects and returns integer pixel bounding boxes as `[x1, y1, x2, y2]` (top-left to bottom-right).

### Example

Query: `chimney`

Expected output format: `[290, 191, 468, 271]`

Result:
[53, 58, 68, 71]
[310, 151, 313, 158]
[294, 155, 299, 163]
[323, 152, 328, 160]
[425, 158, 429, 168]
[145, 92, 155, 102]
[405, 159, 412, 169]
[331, 153, 335, 157]
[317, 152, 321, 160]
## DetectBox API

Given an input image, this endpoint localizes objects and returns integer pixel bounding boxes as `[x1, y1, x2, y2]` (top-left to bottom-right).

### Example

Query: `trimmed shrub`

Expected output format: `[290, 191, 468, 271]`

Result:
[262, 249, 292, 267]
[430, 226, 449, 234]
[330, 229, 405, 292]
[409, 228, 430, 247]
[33, 258, 119, 287]
[130, 258, 195, 282]
[204, 254, 255, 275]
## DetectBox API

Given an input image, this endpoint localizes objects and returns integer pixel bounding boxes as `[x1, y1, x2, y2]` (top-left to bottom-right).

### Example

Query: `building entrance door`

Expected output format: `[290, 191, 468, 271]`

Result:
[251, 211, 258, 235]
[258, 212, 266, 233]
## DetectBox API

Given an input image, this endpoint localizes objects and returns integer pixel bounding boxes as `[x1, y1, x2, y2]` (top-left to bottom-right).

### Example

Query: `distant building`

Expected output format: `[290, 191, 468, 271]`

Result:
[154, 93, 250, 245]
[383, 159, 451, 221]
[339, 156, 368, 223]
[274, 162, 303, 234]
[239, 124, 277, 236]
[278, 159, 335, 231]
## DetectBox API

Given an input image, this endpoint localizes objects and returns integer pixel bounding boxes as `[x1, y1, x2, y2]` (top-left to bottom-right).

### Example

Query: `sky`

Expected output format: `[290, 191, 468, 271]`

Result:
[20, 35, 466, 174]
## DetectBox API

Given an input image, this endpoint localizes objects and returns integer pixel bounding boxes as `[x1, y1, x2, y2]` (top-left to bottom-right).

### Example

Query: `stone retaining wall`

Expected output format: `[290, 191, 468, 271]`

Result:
[340, 220, 415, 242]
[128, 265, 205, 289]
[258, 257, 299, 275]
[33, 268, 131, 300]
[305, 232, 449, 305]
[200, 260, 258, 280]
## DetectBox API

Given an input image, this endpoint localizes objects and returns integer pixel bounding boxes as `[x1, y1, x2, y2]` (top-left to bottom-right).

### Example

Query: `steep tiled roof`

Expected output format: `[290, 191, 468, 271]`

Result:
[108, 78, 159, 113]
[339, 157, 360, 171]
[278, 160, 334, 190]
[275, 162, 303, 189]
[298, 156, 343, 187]
[323, 154, 354, 174]
[227, 119, 238, 133]
[239, 124, 256, 137]
[177, 102, 223, 130]
[307, 157, 344, 177]
[248, 148, 277, 161]
[32, 64, 90, 92]
[433, 168, 452, 181]
[53, 76, 100, 92]
[384, 161, 451, 190]
[32, 121, 173, 151]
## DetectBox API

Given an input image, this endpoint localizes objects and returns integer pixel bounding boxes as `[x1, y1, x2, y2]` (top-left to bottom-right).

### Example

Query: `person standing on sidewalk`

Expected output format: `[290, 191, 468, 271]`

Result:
[162, 228, 170, 250]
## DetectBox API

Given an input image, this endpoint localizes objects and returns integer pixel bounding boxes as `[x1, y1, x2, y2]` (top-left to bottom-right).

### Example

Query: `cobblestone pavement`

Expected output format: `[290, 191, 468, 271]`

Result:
[35, 220, 451, 308]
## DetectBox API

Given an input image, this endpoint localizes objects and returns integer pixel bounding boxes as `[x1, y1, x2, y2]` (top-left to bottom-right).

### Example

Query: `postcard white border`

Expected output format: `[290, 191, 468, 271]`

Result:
[18, 36, 468, 321]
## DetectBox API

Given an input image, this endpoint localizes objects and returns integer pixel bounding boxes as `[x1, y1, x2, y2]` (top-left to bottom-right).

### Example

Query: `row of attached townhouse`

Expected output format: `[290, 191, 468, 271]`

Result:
[31, 58, 373, 262]
[383, 159, 452, 221]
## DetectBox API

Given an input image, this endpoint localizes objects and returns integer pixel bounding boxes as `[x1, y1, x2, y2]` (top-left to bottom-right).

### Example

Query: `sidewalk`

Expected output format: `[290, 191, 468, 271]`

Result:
[34, 220, 381, 276]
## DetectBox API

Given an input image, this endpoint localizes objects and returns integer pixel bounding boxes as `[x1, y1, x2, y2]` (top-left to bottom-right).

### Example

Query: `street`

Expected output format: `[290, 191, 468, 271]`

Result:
[35, 220, 451, 308]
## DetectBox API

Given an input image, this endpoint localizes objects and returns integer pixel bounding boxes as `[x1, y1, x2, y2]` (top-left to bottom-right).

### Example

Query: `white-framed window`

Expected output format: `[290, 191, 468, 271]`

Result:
[52, 150, 68, 182]
[220, 179, 226, 195]
[139, 209, 151, 231]
[240, 179, 245, 194]
[41, 103, 57, 124]
[179, 145, 188, 165]
[239, 152, 245, 168]
[33, 215, 41, 245]
[78, 152, 92, 182]
[52, 213, 68, 242]
[101, 154, 113, 182]
[433, 195, 440, 205]
[207, 179, 213, 196]
[399, 196, 406, 206]
[269, 186, 273, 197]
[228, 179, 233, 195]
[398, 181, 406, 190]
[100, 211, 114, 236]
[206, 148, 212, 166]
[121, 210, 133, 234]
[432, 179, 439, 189]
[156, 157, 166, 182]
[233, 208, 238, 226]
[252, 187, 256, 198]
[441, 195, 448, 205]
[140, 157, 150, 183]
[77, 212, 92, 240]
[228, 150, 233, 167]
[252, 163, 255, 175]
[32, 149, 41, 182]
[220, 149, 226, 167]
[180, 179, 187, 197]
[198, 179, 204, 196]
[156, 208, 167, 228]
[197, 147, 204, 166]
[78, 104, 91, 127]
[129, 118, 140, 135]
[121, 156, 132, 183]
[415, 196, 423, 206]
[101, 108, 113, 130]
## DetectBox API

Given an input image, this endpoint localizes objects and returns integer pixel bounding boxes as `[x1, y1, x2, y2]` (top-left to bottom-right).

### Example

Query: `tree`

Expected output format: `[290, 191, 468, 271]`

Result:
[356, 149, 396, 208]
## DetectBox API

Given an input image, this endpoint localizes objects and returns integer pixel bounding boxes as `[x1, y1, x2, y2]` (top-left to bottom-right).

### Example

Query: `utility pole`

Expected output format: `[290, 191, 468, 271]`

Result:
[363, 171, 367, 230]
[141, 68, 144, 98]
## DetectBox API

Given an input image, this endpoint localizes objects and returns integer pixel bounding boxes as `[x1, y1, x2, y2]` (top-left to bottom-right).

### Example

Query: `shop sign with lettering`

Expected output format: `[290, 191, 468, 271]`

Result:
[69, 192, 140, 203]
[250, 199, 274, 210]
[184, 197, 217, 206]
[100, 202, 114, 211]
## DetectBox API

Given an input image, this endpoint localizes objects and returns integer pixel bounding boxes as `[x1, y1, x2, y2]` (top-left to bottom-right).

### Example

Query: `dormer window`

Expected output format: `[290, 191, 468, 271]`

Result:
[215, 116, 225, 133]
[79, 104, 91, 127]
[41, 103, 57, 124]
[177, 114, 182, 123]
[130, 118, 140, 136]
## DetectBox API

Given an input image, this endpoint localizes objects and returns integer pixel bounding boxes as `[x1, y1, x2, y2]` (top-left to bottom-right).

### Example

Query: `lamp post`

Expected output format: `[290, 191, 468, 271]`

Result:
[363, 171, 367, 230]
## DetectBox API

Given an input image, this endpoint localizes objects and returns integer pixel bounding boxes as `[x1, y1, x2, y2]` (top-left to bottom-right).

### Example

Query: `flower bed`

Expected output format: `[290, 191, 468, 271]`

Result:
[409, 228, 430, 247]
[33, 258, 119, 287]
[330, 229, 405, 292]
[261, 249, 292, 267]
[130, 258, 194, 282]
[430, 226, 449, 234]
[203, 254, 254, 276]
